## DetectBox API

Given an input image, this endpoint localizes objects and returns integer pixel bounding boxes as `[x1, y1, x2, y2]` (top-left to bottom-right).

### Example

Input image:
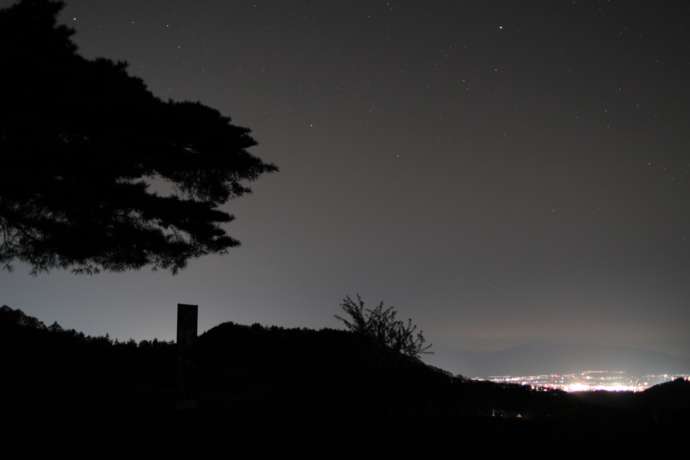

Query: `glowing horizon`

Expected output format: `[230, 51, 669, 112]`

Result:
[482, 371, 690, 393]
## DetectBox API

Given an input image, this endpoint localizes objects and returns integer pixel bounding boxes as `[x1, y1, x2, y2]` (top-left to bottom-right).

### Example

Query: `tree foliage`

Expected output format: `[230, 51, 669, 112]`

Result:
[0, 0, 277, 274]
[335, 294, 432, 359]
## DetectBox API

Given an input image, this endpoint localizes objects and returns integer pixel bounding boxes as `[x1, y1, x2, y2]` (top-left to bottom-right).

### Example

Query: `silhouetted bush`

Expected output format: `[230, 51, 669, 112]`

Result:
[335, 294, 432, 359]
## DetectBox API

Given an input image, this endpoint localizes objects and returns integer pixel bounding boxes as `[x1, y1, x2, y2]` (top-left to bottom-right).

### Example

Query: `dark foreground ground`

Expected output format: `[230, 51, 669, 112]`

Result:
[1, 305, 688, 439]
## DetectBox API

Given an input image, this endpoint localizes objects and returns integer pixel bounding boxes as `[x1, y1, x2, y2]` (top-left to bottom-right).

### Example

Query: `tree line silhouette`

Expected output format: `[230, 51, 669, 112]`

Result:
[3, 303, 690, 439]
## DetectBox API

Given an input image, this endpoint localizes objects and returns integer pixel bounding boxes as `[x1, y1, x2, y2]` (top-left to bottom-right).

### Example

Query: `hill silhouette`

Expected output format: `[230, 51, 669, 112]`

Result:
[638, 377, 690, 410]
[1, 305, 689, 437]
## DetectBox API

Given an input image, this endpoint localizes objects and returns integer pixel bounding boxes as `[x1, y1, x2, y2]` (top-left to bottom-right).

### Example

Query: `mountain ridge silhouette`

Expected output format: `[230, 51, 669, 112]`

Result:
[1, 304, 689, 438]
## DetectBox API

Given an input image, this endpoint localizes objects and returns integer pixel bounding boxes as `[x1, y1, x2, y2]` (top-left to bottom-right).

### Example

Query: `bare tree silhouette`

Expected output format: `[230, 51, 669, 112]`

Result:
[336, 294, 432, 359]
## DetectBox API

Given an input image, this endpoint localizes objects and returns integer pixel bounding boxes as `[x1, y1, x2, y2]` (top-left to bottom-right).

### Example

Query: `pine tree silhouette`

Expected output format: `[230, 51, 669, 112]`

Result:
[0, 0, 277, 274]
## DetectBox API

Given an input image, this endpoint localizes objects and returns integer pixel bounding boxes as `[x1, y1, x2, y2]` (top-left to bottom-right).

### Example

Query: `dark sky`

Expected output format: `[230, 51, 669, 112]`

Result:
[2, 0, 690, 375]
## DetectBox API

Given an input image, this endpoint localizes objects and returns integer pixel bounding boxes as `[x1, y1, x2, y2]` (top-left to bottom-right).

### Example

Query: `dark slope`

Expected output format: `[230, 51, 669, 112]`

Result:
[638, 378, 690, 411]
[2, 304, 689, 438]
[193, 321, 453, 413]
[0, 305, 570, 416]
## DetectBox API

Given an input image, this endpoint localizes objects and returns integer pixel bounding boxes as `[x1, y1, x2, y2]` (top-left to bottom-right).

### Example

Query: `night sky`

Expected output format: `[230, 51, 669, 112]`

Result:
[2, 0, 690, 375]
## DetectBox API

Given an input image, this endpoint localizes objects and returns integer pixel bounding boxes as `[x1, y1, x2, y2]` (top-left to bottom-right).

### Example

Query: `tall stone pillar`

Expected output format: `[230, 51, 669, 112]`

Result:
[176, 303, 198, 408]
[177, 303, 198, 347]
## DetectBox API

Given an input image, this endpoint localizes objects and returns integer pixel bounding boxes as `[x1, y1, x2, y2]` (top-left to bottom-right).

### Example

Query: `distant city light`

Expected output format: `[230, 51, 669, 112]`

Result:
[564, 383, 590, 392]
[479, 370, 690, 393]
